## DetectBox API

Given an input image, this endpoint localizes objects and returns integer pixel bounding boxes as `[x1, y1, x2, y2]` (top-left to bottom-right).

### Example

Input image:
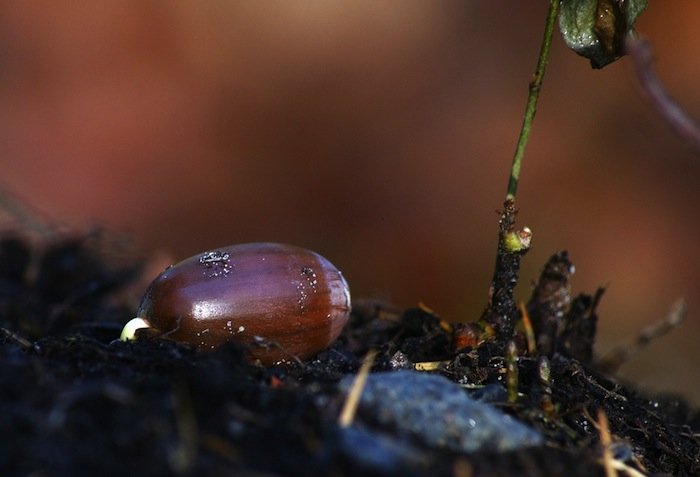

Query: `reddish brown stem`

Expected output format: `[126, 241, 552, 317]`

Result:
[627, 35, 700, 153]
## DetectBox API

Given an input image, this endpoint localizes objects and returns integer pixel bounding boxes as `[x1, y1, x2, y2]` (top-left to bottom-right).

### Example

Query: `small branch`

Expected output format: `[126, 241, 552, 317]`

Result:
[506, 0, 560, 201]
[626, 35, 700, 153]
[597, 298, 686, 373]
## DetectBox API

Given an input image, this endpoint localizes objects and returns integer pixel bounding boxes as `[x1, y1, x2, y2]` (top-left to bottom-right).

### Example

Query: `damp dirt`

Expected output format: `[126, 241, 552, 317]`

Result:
[0, 234, 698, 476]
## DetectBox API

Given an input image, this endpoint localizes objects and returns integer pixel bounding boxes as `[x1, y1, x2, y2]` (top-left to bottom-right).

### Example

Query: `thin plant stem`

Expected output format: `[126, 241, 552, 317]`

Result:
[480, 1, 559, 339]
[626, 34, 700, 153]
[506, 0, 560, 201]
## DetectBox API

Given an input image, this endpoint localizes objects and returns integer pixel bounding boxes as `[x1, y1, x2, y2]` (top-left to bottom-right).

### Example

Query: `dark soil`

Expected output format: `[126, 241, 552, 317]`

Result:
[1, 234, 699, 476]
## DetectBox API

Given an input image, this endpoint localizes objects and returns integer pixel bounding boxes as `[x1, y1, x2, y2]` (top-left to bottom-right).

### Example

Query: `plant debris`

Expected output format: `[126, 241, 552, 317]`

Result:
[1, 234, 699, 476]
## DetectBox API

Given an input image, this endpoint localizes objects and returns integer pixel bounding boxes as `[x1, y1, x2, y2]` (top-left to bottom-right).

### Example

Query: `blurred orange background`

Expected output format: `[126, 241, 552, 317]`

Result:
[1, 2, 699, 403]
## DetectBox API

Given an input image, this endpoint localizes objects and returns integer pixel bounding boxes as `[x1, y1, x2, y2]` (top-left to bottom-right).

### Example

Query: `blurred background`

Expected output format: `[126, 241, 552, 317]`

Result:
[0, 1, 699, 403]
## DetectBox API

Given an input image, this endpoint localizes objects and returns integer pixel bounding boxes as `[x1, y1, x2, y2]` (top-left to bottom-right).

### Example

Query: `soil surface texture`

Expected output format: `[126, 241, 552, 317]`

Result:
[1, 235, 699, 476]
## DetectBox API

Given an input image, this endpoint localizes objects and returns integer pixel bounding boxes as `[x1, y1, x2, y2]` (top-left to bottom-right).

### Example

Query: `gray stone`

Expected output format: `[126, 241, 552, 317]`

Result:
[339, 370, 542, 453]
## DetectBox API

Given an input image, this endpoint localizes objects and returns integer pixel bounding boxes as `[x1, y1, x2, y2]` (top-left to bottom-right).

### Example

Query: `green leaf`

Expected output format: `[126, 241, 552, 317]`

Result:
[559, 0, 648, 69]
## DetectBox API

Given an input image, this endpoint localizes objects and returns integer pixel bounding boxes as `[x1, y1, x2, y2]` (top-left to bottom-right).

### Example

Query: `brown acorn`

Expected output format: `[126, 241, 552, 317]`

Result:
[121, 243, 351, 365]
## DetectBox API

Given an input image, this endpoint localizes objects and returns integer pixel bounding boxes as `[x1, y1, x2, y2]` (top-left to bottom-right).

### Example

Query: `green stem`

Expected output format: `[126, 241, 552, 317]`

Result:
[506, 0, 560, 201]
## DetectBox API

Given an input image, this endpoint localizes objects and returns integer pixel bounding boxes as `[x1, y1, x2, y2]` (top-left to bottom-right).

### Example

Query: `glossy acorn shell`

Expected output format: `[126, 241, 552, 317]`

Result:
[136, 243, 351, 364]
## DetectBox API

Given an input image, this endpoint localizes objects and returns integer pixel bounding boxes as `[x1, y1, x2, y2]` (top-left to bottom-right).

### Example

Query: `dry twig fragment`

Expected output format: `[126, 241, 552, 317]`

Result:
[339, 349, 377, 427]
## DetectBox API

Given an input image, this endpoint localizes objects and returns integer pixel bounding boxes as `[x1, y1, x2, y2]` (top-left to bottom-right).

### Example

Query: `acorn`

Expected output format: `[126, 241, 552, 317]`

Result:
[121, 243, 351, 364]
